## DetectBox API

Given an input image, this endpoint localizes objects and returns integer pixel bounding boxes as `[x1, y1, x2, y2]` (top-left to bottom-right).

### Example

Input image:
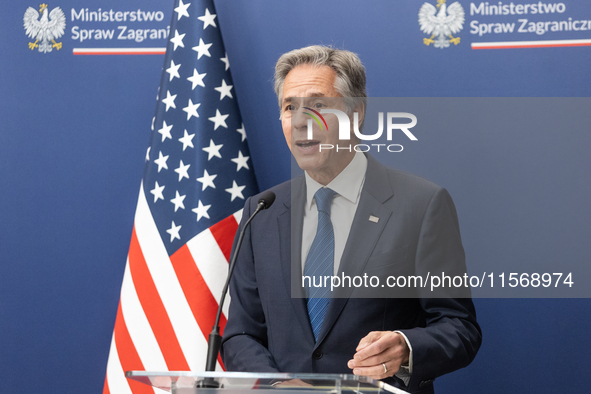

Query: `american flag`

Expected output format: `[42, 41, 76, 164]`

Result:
[103, 0, 258, 392]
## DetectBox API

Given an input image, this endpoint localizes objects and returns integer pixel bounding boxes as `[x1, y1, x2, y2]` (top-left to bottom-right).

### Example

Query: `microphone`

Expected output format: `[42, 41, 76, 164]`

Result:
[257, 190, 276, 210]
[198, 191, 276, 387]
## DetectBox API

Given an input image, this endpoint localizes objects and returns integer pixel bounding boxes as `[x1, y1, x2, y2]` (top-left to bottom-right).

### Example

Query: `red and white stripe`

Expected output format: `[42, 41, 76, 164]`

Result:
[103, 182, 241, 393]
[73, 48, 166, 55]
[472, 38, 591, 49]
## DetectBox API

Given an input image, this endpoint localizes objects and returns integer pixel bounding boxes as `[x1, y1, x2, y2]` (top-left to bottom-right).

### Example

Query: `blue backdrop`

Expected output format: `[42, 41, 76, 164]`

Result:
[1, 0, 590, 393]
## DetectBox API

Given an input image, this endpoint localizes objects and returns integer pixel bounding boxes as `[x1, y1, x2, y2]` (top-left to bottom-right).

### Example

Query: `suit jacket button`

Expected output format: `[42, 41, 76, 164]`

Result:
[312, 349, 323, 360]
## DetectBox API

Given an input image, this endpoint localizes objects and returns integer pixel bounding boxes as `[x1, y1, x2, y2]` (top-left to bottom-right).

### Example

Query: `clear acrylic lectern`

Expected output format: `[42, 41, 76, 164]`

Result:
[126, 371, 408, 394]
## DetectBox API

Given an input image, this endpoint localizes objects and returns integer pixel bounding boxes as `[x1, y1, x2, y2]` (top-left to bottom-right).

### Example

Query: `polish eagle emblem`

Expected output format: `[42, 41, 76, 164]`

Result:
[418, 0, 465, 48]
[23, 3, 66, 53]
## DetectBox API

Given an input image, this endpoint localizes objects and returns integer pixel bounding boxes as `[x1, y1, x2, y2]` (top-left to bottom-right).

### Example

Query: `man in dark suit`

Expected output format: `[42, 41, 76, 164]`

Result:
[221, 46, 481, 394]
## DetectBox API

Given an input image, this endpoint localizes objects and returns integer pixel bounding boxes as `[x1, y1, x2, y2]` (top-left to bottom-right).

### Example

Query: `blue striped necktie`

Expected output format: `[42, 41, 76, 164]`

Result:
[304, 187, 337, 341]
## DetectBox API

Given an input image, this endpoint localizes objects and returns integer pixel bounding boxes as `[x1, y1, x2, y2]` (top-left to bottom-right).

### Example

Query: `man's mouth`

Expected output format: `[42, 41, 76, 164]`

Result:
[295, 140, 320, 150]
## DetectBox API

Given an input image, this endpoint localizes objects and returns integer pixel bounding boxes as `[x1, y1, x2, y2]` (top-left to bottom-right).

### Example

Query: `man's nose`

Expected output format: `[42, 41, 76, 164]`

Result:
[291, 107, 309, 131]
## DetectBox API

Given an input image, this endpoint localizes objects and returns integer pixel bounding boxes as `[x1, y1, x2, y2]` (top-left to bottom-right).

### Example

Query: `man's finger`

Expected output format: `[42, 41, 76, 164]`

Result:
[352, 348, 395, 367]
[355, 331, 383, 351]
[351, 362, 395, 380]
[355, 333, 400, 361]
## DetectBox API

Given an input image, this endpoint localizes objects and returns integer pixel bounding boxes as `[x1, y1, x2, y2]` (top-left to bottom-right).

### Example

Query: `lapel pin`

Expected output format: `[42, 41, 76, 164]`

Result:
[369, 215, 379, 223]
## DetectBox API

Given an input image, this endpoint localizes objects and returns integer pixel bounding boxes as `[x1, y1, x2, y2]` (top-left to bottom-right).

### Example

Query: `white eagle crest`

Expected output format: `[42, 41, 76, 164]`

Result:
[418, 0, 465, 48]
[23, 3, 66, 53]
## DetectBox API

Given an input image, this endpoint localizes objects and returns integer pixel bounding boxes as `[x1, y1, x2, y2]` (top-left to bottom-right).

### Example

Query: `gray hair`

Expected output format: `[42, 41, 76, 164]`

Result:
[274, 45, 367, 117]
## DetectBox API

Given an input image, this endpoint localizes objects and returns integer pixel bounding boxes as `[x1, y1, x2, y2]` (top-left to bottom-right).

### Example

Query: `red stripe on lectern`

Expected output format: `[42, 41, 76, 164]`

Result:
[128, 227, 190, 371]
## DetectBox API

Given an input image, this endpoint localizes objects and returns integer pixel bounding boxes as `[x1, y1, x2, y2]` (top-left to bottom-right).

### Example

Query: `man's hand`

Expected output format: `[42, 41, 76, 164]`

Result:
[347, 331, 410, 379]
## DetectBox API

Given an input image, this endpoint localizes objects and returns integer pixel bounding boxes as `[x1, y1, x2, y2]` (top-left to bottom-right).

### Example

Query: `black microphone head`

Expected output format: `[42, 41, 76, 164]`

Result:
[258, 191, 276, 209]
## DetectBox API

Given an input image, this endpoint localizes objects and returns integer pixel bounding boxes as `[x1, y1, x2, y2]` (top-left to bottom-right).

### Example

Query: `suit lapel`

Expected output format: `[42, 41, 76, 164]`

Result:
[279, 176, 315, 343]
[315, 155, 394, 346]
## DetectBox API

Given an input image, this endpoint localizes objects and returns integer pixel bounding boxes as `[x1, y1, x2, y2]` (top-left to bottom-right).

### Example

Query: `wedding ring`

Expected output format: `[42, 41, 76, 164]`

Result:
[382, 362, 388, 374]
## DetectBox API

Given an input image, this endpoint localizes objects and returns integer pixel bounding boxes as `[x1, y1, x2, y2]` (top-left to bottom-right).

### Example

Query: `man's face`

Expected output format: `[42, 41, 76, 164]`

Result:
[280, 64, 355, 185]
